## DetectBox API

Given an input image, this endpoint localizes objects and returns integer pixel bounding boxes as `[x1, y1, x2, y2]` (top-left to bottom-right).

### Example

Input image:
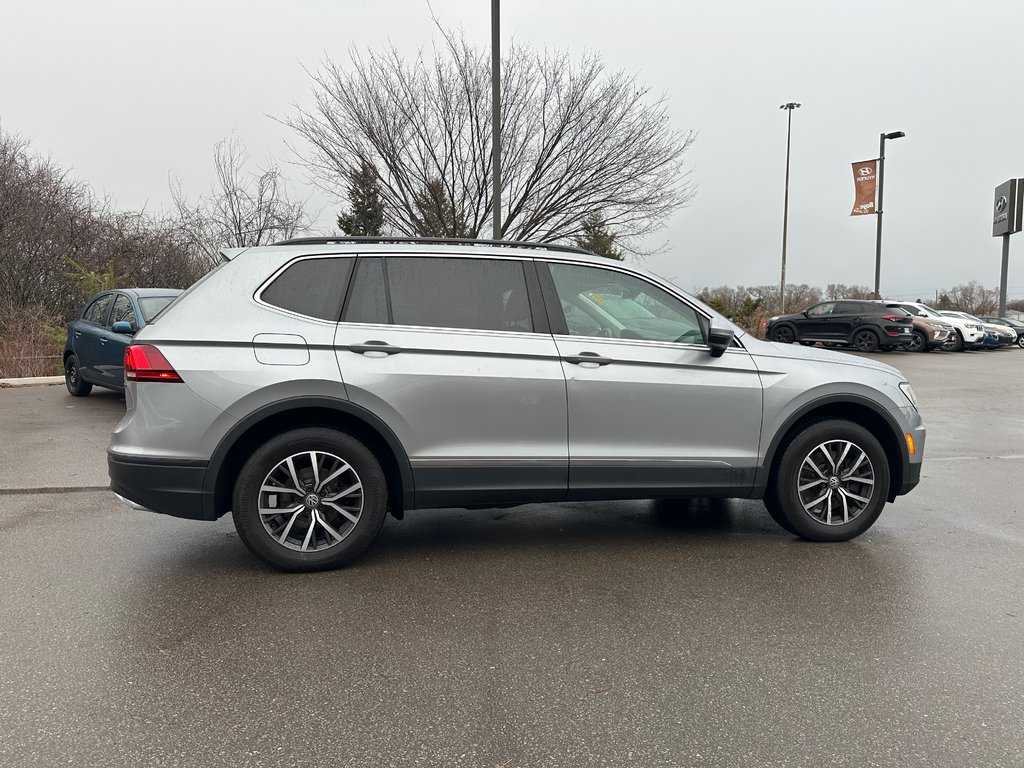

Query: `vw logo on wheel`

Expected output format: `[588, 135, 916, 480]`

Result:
[996, 195, 1008, 213]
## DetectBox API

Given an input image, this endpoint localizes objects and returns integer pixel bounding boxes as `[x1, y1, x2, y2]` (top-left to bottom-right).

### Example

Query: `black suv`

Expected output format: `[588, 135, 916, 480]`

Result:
[766, 300, 913, 352]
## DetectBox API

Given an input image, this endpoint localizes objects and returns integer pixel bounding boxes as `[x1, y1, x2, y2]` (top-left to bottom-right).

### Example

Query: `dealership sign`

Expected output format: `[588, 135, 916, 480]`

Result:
[992, 178, 1024, 237]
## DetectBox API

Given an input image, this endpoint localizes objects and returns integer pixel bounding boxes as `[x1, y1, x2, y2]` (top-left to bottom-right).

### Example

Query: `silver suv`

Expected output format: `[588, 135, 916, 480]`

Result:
[108, 238, 926, 571]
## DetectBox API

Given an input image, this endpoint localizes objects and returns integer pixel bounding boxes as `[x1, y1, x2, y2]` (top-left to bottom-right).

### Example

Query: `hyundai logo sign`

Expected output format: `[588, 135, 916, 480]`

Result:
[858, 167, 873, 176]
[996, 195, 1008, 213]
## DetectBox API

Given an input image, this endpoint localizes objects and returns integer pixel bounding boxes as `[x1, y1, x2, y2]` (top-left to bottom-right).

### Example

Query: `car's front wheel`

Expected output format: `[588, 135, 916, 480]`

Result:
[1017, 335, 1024, 349]
[906, 330, 927, 353]
[232, 427, 388, 572]
[943, 330, 965, 351]
[767, 419, 890, 542]
[64, 355, 92, 397]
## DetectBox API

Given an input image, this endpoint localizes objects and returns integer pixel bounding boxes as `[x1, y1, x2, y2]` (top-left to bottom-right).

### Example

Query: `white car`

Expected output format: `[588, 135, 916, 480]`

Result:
[940, 311, 1017, 348]
[887, 301, 985, 351]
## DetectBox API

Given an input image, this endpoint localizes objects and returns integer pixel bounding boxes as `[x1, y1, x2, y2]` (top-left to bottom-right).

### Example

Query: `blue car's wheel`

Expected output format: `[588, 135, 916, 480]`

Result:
[65, 355, 92, 397]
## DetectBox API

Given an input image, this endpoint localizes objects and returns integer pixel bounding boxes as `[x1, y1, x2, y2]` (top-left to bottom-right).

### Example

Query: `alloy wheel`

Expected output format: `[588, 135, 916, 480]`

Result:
[258, 451, 363, 552]
[797, 440, 875, 526]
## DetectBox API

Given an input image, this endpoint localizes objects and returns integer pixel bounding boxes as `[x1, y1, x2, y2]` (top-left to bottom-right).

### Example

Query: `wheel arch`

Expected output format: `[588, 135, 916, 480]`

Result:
[756, 395, 907, 503]
[203, 397, 414, 521]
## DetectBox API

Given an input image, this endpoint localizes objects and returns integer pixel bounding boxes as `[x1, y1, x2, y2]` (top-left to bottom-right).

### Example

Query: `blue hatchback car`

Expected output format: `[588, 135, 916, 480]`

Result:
[64, 288, 181, 396]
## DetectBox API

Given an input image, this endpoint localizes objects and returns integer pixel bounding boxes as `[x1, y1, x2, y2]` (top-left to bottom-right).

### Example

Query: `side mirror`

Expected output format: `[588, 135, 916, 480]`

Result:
[802, 310, 811, 317]
[707, 323, 735, 358]
[112, 321, 134, 335]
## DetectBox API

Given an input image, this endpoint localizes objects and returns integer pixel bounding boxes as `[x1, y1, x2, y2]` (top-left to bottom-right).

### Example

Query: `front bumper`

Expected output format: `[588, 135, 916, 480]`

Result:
[108, 452, 212, 521]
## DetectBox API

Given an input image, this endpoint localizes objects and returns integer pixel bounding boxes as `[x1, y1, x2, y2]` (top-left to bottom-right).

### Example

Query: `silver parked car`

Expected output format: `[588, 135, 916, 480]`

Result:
[108, 238, 926, 571]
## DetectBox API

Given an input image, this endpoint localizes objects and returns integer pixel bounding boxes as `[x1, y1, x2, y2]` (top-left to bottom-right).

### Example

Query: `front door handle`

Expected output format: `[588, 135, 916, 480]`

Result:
[565, 352, 612, 367]
[348, 340, 404, 356]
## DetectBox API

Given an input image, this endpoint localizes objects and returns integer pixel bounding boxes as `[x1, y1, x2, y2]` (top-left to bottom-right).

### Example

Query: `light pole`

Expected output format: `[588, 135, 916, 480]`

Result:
[491, 0, 501, 240]
[874, 130, 905, 298]
[779, 102, 801, 313]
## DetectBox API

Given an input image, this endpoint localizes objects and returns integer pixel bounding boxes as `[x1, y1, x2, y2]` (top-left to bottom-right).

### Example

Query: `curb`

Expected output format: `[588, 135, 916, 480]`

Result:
[0, 376, 64, 389]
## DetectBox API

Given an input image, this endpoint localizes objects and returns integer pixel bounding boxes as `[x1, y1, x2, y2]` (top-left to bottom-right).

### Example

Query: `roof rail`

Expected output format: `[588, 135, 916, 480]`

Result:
[270, 236, 591, 256]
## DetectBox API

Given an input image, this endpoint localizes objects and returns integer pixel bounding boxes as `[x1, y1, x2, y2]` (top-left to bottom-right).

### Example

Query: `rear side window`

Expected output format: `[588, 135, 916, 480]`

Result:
[261, 257, 354, 321]
[385, 257, 533, 333]
[83, 294, 114, 325]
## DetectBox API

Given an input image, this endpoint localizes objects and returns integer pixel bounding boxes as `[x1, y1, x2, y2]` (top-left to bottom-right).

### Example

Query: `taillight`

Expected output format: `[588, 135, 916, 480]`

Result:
[124, 345, 183, 383]
[882, 315, 905, 322]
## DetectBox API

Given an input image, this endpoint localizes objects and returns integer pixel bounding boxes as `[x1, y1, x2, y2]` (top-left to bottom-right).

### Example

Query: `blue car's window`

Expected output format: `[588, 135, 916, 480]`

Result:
[138, 296, 176, 323]
[82, 294, 114, 325]
[111, 295, 138, 329]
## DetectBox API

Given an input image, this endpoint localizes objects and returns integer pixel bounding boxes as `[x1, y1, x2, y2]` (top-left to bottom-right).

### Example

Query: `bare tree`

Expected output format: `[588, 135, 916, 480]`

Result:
[285, 29, 695, 251]
[939, 281, 998, 315]
[825, 283, 874, 300]
[172, 137, 308, 268]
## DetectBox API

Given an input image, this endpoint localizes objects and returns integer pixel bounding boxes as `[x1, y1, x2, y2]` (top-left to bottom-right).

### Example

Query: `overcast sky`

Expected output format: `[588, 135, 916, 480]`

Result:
[5, 0, 1024, 301]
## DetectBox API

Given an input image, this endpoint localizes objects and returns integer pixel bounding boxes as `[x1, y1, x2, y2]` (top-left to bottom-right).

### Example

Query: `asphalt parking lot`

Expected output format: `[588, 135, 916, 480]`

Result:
[1, 348, 1022, 767]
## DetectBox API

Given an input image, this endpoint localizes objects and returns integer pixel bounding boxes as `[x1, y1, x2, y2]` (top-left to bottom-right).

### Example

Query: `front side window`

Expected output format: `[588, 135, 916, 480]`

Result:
[385, 257, 534, 333]
[83, 294, 114, 325]
[805, 302, 835, 317]
[110, 294, 138, 329]
[547, 263, 705, 344]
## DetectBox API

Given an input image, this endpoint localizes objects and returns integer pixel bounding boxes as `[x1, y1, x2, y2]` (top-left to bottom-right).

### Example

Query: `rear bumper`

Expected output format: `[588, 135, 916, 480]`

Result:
[108, 452, 213, 521]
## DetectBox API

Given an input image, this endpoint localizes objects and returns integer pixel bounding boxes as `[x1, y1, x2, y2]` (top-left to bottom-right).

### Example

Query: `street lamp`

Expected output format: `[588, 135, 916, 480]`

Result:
[874, 130, 905, 298]
[779, 102, 801, 313]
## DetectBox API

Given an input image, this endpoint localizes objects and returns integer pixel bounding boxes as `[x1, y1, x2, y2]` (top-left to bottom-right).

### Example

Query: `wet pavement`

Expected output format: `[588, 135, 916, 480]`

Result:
[1, 348, 1022, 767]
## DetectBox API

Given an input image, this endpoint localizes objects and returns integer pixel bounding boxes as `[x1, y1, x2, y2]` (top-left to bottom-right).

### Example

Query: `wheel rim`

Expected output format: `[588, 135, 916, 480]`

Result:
[66, 361, 78, 387]
[258, 451, 363, 552]
[775, 328, 793, 343]
[797, 440, 875, 526]
[907, 333, 924, 352]
[853, 332, 875, 351]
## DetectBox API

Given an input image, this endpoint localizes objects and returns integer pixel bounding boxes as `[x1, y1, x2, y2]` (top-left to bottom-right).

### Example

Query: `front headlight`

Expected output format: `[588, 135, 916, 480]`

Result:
[899, 381, 918, 408]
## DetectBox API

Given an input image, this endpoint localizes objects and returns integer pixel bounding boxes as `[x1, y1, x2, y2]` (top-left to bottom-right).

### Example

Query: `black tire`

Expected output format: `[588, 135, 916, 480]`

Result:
[1017, 336, 1024, 349]
[943, 329, 964, 352]
[764, 494, 798, 535]
[799, 340, 816, 347]
[232, 427, 388, 572]
[851, 329, 880, 353]
[771, 325, 796, 344]
[64, 355, 92, 397]
[769, 419, 890, 542]
[906, 330, 927, 353]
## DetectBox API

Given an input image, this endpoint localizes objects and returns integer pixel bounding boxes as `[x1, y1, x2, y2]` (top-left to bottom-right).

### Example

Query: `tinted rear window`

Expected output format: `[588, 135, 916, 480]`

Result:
[261, 257, 354, 321]
[385, 257, 533, 333]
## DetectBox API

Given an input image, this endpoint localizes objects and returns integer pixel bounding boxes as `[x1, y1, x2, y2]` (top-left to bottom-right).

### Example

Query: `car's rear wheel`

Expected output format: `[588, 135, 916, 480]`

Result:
[768, 420, 890, 541]
[771, 326, 795, 344]
[64, 355, 92, 397]
[1017, 335, 1024, 349]
[906, 330, 927, 352]
[232, 427, 388, 572]
[851, 329, 880, 352]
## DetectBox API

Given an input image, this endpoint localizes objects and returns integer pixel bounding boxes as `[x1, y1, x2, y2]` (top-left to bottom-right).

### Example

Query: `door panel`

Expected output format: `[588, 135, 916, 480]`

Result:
[540, 260, 763, 497]
[335, 324, 568, 507]
[555, 336, 763, 496]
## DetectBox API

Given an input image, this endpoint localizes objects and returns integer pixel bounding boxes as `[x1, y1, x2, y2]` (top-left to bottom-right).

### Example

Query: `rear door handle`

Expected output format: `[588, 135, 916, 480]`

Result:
[565, 352, 612, 367]
[348, 340, 403, 356]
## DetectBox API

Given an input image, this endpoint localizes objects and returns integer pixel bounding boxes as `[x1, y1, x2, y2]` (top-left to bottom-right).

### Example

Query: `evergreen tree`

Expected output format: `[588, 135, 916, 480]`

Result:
[413, 179, 467, 237]
[573, 213, 624, 260]
[337, 161, 386, 236]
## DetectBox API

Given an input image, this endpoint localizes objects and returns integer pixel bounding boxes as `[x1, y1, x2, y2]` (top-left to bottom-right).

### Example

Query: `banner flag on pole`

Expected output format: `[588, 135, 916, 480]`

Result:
[850, 160, 877, 216]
